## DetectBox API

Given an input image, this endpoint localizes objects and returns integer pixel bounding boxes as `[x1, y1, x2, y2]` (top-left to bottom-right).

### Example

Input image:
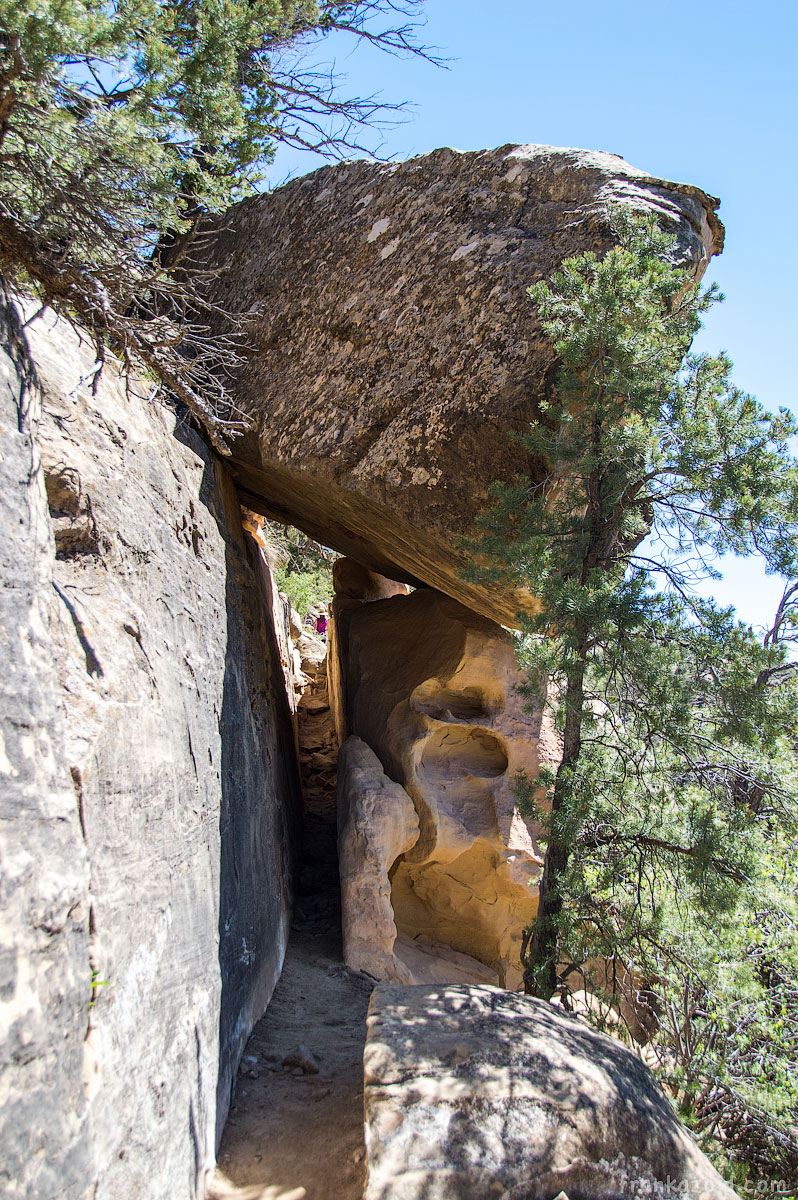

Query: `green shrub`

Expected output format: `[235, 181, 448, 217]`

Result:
[273, 566, 332, 620]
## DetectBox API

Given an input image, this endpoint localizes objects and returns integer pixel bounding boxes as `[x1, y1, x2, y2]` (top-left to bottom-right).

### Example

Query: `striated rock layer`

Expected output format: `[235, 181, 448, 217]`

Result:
[0, 299, 302, 1200]
[194, 144, 723, 625]
[364, 983, 740, 1200]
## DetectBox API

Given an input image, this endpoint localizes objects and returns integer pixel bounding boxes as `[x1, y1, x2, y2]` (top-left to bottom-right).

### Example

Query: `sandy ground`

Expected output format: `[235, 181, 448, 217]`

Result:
[209, 641, 373, 1200]
[208, 801, 374, 1200]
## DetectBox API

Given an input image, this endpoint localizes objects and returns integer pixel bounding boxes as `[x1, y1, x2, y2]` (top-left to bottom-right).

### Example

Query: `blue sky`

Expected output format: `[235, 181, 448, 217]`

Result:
[269, 0, 797, 634]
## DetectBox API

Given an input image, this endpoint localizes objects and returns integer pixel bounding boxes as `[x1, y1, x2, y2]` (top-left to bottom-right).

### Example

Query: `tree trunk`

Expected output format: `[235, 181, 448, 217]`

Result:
[524, 649, 586, 999]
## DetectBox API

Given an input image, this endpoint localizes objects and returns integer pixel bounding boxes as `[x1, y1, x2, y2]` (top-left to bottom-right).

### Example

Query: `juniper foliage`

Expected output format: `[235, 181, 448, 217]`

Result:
[470, 210, 798, 1185]
[0, 0, 433, 448]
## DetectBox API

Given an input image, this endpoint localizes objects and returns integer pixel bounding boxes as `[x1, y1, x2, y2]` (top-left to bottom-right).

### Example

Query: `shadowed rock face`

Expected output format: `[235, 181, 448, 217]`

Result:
[0, 300, 302, 1200]
[194, 144, 723, 625]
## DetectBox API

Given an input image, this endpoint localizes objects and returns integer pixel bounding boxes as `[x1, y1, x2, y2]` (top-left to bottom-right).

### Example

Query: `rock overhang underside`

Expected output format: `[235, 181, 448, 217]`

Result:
[195, 143, 724, 626]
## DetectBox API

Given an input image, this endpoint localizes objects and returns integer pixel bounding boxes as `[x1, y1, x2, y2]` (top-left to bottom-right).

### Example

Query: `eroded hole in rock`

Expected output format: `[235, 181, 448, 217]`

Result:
[44, 465, 102, 558]
[334, 566, 553, 992]
[418, 725, 509, 781]
[390, 846, 512, 986]
[409, 681, 501, 723]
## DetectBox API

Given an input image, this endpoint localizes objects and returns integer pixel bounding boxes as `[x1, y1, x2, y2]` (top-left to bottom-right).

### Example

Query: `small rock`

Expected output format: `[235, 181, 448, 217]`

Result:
[298, 733, 325, 752]
[308, 752, 337, 772]
[282, 1044, 320, 1074]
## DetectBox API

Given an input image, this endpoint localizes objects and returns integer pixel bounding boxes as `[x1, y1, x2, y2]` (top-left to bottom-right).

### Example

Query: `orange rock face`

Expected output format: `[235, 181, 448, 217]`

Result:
[334, 582, 561, 988]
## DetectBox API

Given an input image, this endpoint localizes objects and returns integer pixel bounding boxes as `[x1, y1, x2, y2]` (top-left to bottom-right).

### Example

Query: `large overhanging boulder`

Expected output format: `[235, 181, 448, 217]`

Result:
[195, 144, 723, 625]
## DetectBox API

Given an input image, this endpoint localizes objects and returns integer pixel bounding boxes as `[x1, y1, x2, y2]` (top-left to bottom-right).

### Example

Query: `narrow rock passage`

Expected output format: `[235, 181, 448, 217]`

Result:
[210, 638, 372, 1200]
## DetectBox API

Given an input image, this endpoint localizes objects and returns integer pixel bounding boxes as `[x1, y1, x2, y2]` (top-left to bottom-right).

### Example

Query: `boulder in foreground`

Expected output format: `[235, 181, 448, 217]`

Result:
[364, 983, 739, 1200]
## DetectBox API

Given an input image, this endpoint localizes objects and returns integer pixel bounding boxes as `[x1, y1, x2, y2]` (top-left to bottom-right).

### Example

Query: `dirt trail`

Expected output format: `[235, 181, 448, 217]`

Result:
[210, 639, 372, 1200]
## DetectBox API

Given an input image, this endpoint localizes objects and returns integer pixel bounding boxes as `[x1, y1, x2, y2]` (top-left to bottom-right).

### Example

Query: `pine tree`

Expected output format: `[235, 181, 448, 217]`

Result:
[470, 210, 798, 1181]
[0, 0, 434, 448]
[471, 209, 798, 988]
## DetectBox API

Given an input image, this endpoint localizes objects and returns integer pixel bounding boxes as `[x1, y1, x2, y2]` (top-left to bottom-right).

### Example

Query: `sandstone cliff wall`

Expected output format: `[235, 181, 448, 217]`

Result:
[0, 297, 302, 1199]
[333, 580, 560, 990]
